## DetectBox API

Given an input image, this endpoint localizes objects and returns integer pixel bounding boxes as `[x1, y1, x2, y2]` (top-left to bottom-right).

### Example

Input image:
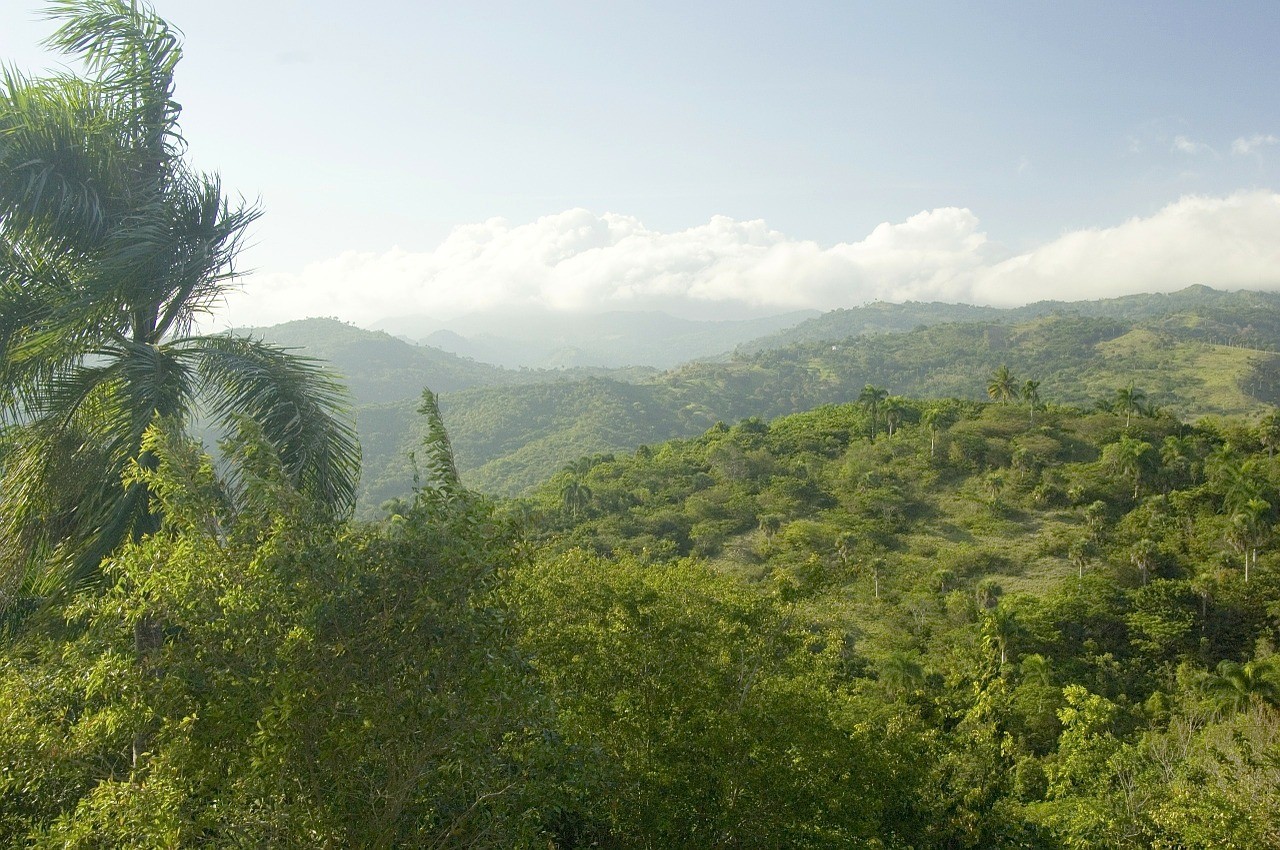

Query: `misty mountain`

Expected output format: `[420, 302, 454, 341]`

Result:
[372, 307, 818, 369]
[233, 318, 659, 405]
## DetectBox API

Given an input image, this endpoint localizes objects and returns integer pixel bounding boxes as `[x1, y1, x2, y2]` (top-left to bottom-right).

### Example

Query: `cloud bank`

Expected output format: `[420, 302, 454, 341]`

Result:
[220, 190, 1280, 327]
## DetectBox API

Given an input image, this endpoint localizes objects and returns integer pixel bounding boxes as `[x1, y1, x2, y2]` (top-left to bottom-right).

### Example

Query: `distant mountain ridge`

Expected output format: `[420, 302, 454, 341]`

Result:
[373, 308, 819, 369]
[236, 286, 1280, 510]
[739, 285, 1280, 352]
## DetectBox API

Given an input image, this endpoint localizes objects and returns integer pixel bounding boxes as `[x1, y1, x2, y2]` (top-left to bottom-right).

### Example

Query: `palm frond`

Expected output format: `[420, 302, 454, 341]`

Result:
[0, 423, 121, 605]
[0, 66, 120, 251]
[417, 389, 461, 494]
[179, 334, 360, 516]
[0, 244, 130, 421]
[41, 0, 183, 155]
[45, 340, 195, 458]
[157, 173, 260, 338]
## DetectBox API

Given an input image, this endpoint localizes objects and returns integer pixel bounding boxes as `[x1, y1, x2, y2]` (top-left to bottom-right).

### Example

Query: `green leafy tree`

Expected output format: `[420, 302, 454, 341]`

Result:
[0, 427, 555, 846]
[510, 549, 927, 845]
[0, 1, 358, 595]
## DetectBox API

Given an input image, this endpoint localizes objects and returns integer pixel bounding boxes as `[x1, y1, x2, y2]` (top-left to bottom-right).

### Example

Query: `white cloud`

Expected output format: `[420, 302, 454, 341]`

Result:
[1232, 133, 1278, 155]
[1173, 135, 1213, 155]
[217, 191, 1280, 327]
[969, 191, 1280, 305]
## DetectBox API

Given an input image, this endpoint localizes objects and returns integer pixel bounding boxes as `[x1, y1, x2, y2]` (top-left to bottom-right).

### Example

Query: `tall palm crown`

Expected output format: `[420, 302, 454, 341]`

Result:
[0, 1, 359, 589]
[986, 365, 1016, 403]
[1113, 384, 1146, 426]
[1021, 379, 1041, 423]
[857, 383, 888, 439]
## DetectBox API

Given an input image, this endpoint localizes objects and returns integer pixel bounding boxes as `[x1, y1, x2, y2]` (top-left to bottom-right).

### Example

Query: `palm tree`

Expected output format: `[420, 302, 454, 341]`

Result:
[881, 395, 906, 437]
[1202, 659, 1280, 714]
[1068, 538, 1095, 580]
[980, 604, 1018, 666]
[416, 389, 460, 496]
[1104, 435, 1155, 501]
[858, 384, 888, 441]
[920, 404, 956, 458]
[0, 2, 359, 593]
[1113, 384, 1146, 427]
[1258, 411, 1280, 458]
[975, 576, 1003, 610]
[1021, 379, 1041, 424]
[877, 651, 924, 700]
[987, 365, 1017, 404]
[1227, 497, 1271, 583]
[1209, 445, 1267, 516]
[1129, 537, 1158, 586]
[1161, 434, 1196, 489]
[560, 479, 592, 520]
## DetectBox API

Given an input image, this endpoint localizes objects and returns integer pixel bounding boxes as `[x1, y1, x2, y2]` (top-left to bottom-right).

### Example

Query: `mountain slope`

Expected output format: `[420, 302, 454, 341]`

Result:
[237, 318, 513, 404]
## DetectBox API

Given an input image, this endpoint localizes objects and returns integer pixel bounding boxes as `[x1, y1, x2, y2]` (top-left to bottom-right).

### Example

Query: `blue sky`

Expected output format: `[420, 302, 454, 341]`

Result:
[3, 1, 1279, 325]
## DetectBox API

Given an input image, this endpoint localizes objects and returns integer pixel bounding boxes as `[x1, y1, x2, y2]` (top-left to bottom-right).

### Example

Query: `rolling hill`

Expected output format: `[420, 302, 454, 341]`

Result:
[237, 288, 1280, 511]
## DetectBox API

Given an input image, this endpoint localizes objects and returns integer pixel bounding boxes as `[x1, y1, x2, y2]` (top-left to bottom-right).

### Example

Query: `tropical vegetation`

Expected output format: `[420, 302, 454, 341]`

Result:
[4, 3, 1280, 848]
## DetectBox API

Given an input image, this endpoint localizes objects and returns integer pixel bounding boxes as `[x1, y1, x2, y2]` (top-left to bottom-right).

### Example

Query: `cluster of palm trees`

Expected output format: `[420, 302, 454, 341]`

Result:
[985, 365, 1042, 423]
[1209, 444, 1275, 582]
[1, 2, 359, 602]
[1094, 384, 1161, 425]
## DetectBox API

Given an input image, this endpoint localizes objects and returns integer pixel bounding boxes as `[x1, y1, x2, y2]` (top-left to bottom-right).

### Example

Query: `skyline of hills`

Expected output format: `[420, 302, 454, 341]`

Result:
[236, 286, 1280, 511]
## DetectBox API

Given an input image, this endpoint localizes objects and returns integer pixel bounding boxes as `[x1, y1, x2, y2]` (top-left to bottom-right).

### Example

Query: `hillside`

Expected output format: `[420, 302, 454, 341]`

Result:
[741, 285, 1280, 353]
[480, 394, 1280, 845]
[425, 307, 1280, 499]
[236, 318, 514, 404]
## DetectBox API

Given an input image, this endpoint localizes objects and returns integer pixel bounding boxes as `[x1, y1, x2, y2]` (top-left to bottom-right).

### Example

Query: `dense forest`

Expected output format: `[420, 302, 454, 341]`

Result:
[4, 2, 1280, 848]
